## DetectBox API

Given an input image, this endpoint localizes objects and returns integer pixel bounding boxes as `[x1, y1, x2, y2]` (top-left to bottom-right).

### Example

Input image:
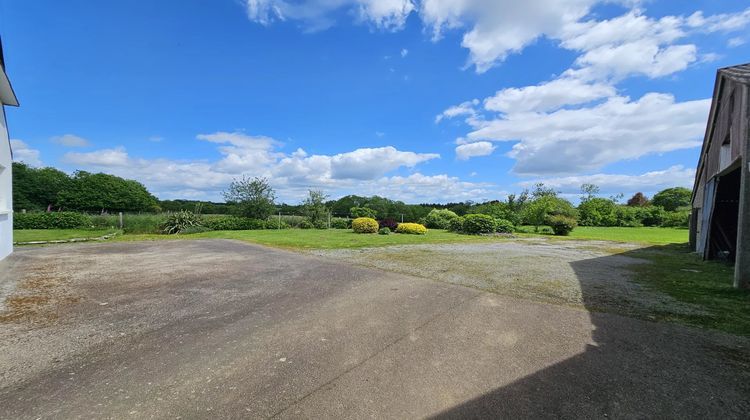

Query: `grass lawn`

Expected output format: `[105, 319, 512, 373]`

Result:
[14, 229, 119, 243]
[116, 229, 509, 249]
[517, 226, 688, 245]
[627, 244, 750, 336]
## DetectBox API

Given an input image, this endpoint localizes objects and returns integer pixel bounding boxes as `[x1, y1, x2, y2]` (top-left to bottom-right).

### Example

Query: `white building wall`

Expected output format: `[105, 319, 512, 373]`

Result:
[0, 105, 12, 260]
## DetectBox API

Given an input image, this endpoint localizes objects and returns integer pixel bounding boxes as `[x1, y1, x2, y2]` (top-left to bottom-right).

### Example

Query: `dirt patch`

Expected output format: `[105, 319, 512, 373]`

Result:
[311, 238, 708, 320]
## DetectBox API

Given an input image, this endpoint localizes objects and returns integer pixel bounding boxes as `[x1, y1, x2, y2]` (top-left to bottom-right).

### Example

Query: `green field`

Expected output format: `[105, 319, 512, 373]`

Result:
[14, 229, 119, 243]
[517, 226, 688, 245]
[115, 229, 508, 249]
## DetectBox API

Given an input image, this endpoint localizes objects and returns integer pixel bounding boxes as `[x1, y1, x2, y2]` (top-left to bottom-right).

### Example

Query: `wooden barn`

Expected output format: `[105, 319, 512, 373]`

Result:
[690, 63, 750, 289]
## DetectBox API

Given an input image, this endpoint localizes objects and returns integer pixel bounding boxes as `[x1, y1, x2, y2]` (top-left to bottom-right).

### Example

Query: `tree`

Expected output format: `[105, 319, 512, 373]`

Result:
[522, 196, 576, 231]
[627, 192, 649, 207]
[223, 176, 276, 219]
[350, 206, 377, 219]
[12, 162, 72, 211]
[57, 171, 158, 213]
[651, 187, 691, 211]
[578, 198, 618, 226]
[580, 183, 600, 203]
[531, 183, 557, 199]
[302, 190, 329, 227]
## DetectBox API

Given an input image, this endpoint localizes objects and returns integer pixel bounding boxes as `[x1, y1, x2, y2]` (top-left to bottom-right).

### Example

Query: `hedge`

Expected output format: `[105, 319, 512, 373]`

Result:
[395, 222, 427, 235]
[14, 212, 91, 229]
[352, 217, 379, 234]
[202, 215, 271, 230]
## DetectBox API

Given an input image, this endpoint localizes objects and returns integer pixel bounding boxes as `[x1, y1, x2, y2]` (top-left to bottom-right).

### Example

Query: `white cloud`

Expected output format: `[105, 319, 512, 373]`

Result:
[728, 37, 746, 48]
[466, 93, 709, 175]
[243, 0, 415, 31]
[483, 77, 615, 113]
[63, 147, 130, 167]
[455, 141, 495, 160]
[10, 139, 43, 167]
[435, 99, 478, 123]
[401, 48, 409, 57]
[57, 132, 451, 201]
[517, 165, 695, 195]
[686, 8, 750, 33]
[148, 136, 164, 142]
[51, 134, 91, 148]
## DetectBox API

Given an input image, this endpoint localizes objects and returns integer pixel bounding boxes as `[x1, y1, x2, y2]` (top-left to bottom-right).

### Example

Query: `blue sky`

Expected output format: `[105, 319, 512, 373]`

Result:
[2, 0, 749, 203]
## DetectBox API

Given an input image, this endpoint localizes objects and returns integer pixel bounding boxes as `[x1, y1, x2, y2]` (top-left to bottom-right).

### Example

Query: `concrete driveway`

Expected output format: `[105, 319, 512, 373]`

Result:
[0, 239, 748, 419]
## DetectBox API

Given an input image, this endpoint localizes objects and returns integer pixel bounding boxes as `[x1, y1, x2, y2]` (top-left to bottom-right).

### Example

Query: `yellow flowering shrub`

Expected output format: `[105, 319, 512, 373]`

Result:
[352, 217, 379, 233]
[395, 222, 427, 235]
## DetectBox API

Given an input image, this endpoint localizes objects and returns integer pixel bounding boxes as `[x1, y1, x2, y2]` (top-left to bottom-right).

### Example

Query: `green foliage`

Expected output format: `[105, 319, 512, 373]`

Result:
[424, 209, 459, 229]
[662, 210, 690, 228]
[474, 202, 521, 226]
[378, 227, 391, 235]
[545, 215, 578, 236]
[640, 206, 666, 226]
[180, 225, 213, 235]
[121, 214, 166, 234]
[627, 192, 649, 207]
[395, 223, 427, 235]
[57, 171, 159, 213]
[523, 196, 576, 231]
[12, 162, 72, 211]
[447, 216, 464, 232]
[330, 217, 349, 229]
[223, 176, 276, 220]
[651, 187, 691, 211]
[14, 212, 91, 229]
[327, 195, 431, 222]
[159, 199, 232, 214]
[202, 215, 269, 230]
[302, 190, 329, 226]
[352, 217, 378, 233]
[162, 210, 202, 234]
[350, 206, 377, 219]
[614, 206, 643, 227]
[462, 214, 497, 234]
[577, 198, 618, 226]
[494, 218, 515, 233]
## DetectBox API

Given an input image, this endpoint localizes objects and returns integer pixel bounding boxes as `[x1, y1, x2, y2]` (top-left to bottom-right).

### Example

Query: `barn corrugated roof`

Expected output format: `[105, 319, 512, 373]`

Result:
[719, 63, 750, 85]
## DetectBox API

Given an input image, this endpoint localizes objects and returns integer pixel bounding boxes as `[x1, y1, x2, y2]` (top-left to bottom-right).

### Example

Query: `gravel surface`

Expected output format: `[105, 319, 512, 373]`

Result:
[311, 238, 709, 319]
[0, 239, 748, 419]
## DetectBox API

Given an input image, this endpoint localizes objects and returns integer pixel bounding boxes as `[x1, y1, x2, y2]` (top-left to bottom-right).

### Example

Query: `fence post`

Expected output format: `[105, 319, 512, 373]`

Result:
[401, 213, 404, 223]
[118, 212, 123, 229]
[328, 212, 331, 229]
[278, 211, 281, 230]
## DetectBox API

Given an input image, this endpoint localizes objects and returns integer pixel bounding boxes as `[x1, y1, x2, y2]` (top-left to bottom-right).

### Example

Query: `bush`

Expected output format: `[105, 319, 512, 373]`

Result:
[615, 206, 643, 227]
[378, 218, 399, 231]
[494, 218, 515, 233]
[578, 198, 617, 226]
[122, 214, 166, 234]
[202, 215, 267, 230]
[640, 206, 666, 227]
[462, 214, 496, 234]
[13, 211, 91, 229]
[180, 225, 213, 234]
[162, 210, 202, 234]
[350, 206, 377, 219]
[378, 227, 391, 235]
[424, 209, 459, 229]
[352, 217, 379, 233]
[546, 215, 577, 236]
[299, 219, 315, 229]
[662, 210, 690, 228]
[447, 216, 464, 232]
[330, 217, 349, 229]
[395, 222, 427, 235]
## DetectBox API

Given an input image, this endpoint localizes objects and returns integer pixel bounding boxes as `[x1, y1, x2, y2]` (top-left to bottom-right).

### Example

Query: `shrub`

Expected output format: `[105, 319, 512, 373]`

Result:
[577, 198, 617, 226]
[350, 206, 377, 219]
[640, 206, 666, 227]
[395, 222, 427, 235]
[378, 227, 391, 235]
[462, 214, 496, 234]
[180, 225, 213, 234]
[202, 215, 267, 230]
[299, 219, 315, 229]
[546, 215, 577, 236]
[378, 219, 399, 231]
[615, 206, 643, 227]
[13, 211, 91, 229]
[662, 210, 690, 228]
[494, 218, 515, 233]
[330, 217, 349, 229]
[122, 214, 166, 234]
[424, 209, 459, 229]
[162, 210, 202, 234]
[352, 217, 379, 233]
[447, 216, 464, 232]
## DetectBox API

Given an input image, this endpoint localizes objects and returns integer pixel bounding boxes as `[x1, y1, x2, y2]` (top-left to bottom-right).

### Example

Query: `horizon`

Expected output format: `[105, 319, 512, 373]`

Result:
[2, 0, 749, 204]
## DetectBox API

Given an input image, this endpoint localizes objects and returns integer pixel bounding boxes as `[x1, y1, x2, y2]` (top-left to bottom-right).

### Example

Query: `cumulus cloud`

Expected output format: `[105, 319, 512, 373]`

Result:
[10, 139, 43, 167]
[483, 78, 615, 113]
[517, 165, 696, 196]
[435, 99, 479, 123]
[466, 93, 709, 175]
[455, 141, 495, 160]
[57, 132, 459, 202]
[51, 134, 91, 148]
